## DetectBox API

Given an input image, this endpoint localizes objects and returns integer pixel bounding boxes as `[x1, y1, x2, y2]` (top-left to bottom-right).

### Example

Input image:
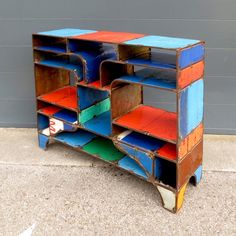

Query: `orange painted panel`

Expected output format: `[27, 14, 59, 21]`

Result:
[72, 31, 145, 44]
[157, 143, 177, 161]
[178, 138, 188, 158]
[39, 106, 62, 116]
[115, 105, 177, 141]
[188, 123, 203, 151]
[179, 60, 204, 89]
[39, 86, 77, 110]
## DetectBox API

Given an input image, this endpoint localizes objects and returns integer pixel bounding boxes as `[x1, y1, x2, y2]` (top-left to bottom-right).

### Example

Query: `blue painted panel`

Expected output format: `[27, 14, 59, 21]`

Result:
[54, 129, 96, 147]
[118, 75, 143, 83]
[38, 59, 83, 78]
[124, 35, 200, 49]
[127, 58, 176, 70]
[121, 131, 164, 151]
[83, 111, 112, 137]
[75, 50, 116, 83]
[194, 165, 202, 184]
[35, 46, 66, 53]
[180, 79, 204, 138]
[78, 86, 108, 110]
[119, 143, 153, 175]
[54, 109, 77, 124]
[118, 156, 147, 179]
[38, 134, 49, 149]
[38, 114, 49, 130]
[179, 44, 205, 69]
[63, 123, 75, 131]
[38, 28, 96, 37]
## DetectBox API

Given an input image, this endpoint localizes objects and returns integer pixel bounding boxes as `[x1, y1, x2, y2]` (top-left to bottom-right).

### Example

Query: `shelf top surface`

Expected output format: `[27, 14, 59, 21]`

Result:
[37, 28, 97, 37]
[34, 28, 202, 49]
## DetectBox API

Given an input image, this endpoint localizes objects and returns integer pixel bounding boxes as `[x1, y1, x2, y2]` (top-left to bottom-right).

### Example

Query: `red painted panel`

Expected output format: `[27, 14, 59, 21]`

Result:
[72, 31, 145, 43]
[39, 106, 62, 116]
[39, 86, 77, 110]
[179, 60, 204, 89]
[115, 105, 177, 141]
[157, 143, 176, 161]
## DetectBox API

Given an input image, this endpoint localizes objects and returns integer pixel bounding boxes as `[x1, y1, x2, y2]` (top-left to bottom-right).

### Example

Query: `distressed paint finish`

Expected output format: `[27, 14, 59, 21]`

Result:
[193, 165, 203, 185]
[157, 186, 176, 211]
[180, 79, 204, 139]
[176, 183, 187, 211]
[38, 28, 96, 37]
[78, 98, 110, 124]
[78, 86, 108, 110]
[179, 44, 205, 69]
[33, 28, 205, 213]
[118, 156, 148, 179]
[38, 134, 49, 150]
[124, 35, 200, 49]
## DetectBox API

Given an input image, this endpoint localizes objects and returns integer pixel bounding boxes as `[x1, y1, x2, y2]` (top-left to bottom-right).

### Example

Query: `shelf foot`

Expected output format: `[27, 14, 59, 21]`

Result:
[156, 183, 187, 213]
[190, 165, 202, 186]
[38, 134, 49, 150]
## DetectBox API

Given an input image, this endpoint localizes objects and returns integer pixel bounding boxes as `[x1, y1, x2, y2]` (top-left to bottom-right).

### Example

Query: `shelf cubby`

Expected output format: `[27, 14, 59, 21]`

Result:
[33, 28, 205, 213]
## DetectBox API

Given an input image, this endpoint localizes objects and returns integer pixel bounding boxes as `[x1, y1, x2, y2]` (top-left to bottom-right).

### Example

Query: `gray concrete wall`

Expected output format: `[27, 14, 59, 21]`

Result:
[0, 0, 235, 134]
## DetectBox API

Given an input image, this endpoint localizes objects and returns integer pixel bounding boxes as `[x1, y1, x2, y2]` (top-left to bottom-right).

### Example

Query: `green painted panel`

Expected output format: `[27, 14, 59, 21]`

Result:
[82, 137, 125, 161]
[78, 98, 110, 124]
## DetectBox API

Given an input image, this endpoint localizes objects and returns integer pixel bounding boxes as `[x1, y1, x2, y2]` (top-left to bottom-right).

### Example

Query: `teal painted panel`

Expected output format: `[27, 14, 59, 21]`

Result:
[124, 35, 200, 49]
[38, 28, 96, 37]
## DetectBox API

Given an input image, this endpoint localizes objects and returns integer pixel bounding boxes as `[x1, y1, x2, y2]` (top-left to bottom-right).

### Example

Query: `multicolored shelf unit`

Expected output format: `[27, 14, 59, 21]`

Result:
[33, 28, 205, 213]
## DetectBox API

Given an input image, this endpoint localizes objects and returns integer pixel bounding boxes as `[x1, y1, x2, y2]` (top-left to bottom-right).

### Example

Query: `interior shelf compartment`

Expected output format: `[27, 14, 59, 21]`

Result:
[37, 86, 77, 111]
[155, 158, 176, 188]
[118, 44, 176, 70]
[82, 111, 112, 137]
[34, 51, 83, 79]
[113, 105, 177, 143]
[82, 137, 125, 162]
[38, 102, 78, 124]
[37, 113, 50, 136]
[116, 130, 177, 162]
[100, 60, 176, 91]
[68, 39, 117, 83]
[118, 156, 148, 179]
[33, 34, 67, 53]
[54, 129, 96, 148]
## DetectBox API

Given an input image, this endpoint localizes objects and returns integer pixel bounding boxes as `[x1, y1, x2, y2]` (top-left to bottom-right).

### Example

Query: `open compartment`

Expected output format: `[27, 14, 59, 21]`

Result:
[38, 101, 78, 125]
[78, 86, 111, 137]
[54, 129, 96, 148]
[155, 158, 176, 188]
[34, 50, 83, 79]
[33, 34, 67, 53]
[35, 65, 78, 111]
[111, 82, 177, 143]
[101, 60, 176, 91]
[82, 137, 125, 162]
[37, 113, 50, 136]
[68, 39, 117, 83]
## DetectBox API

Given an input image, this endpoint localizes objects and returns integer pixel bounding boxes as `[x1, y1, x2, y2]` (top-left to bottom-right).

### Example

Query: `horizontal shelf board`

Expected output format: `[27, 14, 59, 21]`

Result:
[34, 46, 67, 53]
[54, 129, 96, 148]
[37, 28, 96, 37]
[82, 137, 125, 161]
[82, 111, 112, 137]
[53, 109, 78, 124]
[116, 73, 176, 91]
[124, 35, 201, 50]
[35, 59, 83, 75]
[114, 105, 177, 142]
[78, 80, 111, 92]
[70, 31, 145, 44]
[38, 86, 77, 111]
[117, 131, 165, 152]
[38, 106, 62, 116]
[118, 156, 147, 179]
[126, 57, 176, 70]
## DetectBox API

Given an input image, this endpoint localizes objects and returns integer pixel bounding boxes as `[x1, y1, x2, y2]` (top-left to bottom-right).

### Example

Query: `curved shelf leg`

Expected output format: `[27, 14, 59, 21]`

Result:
[157, 182, 188, 213]
[190, 165, 203, 186]
[38, 134, 49, 150]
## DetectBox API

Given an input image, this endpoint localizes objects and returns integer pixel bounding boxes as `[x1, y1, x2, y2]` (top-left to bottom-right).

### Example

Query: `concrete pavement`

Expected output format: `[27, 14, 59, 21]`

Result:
[0, 128, 235, 235]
